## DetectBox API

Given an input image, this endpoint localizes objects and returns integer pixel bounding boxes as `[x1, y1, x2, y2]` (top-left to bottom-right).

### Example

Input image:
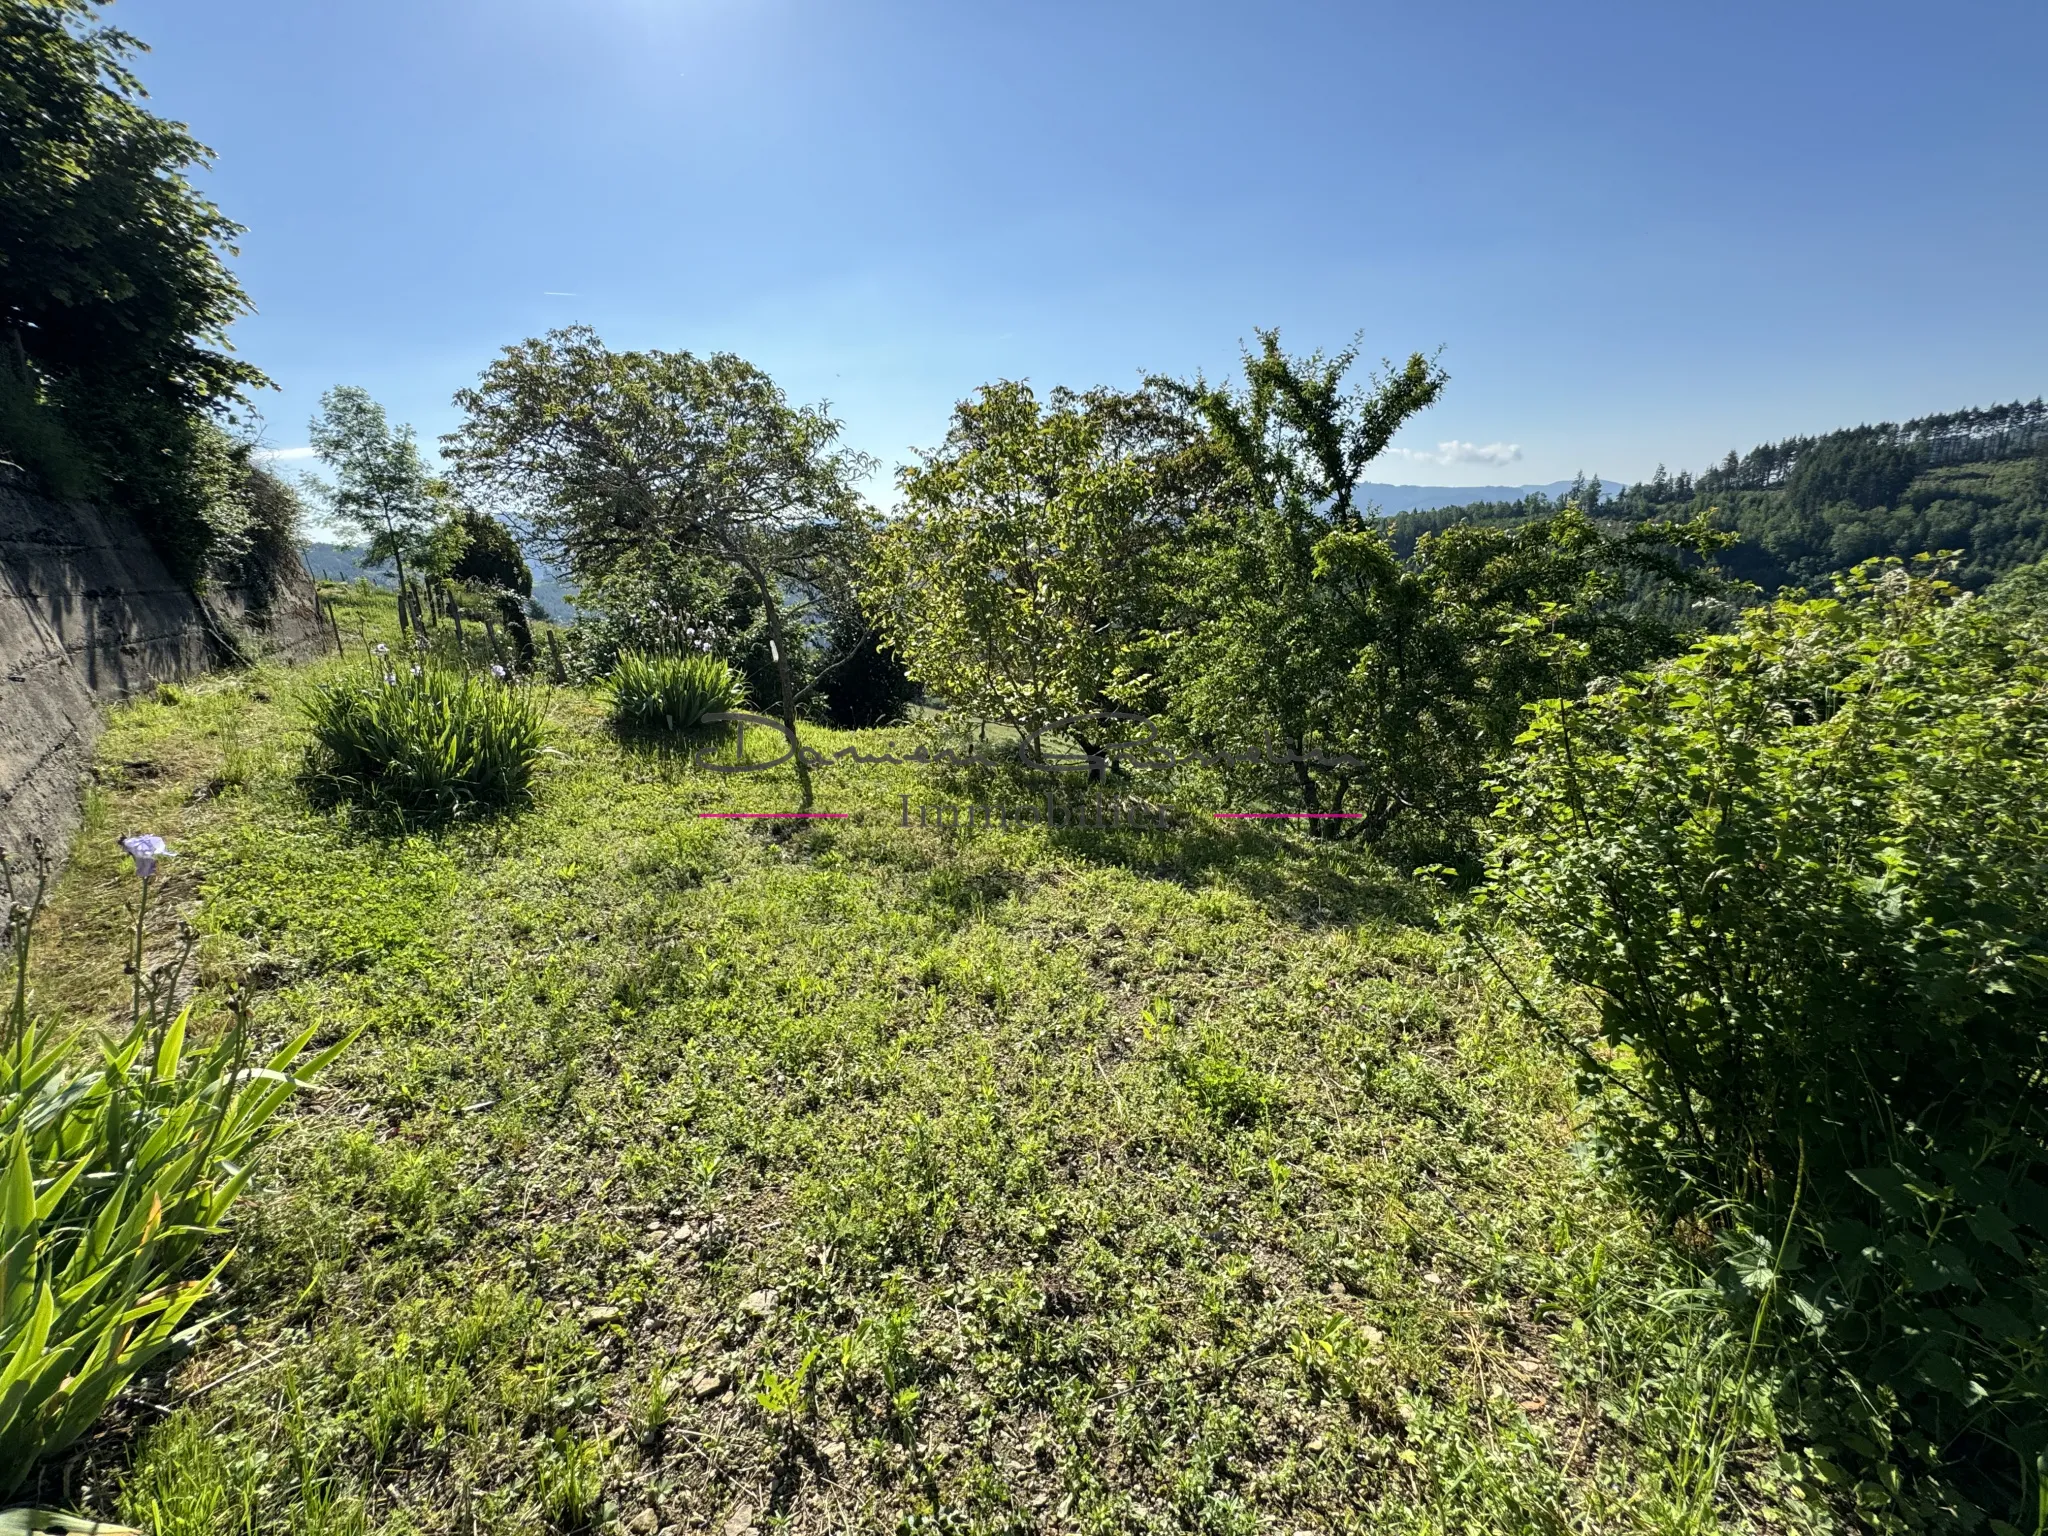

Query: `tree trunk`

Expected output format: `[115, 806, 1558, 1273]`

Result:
[1071, 731, 1109, 784]
[387, 517, 412, 639]
[754, 576, 814, 810]
[1290, 746, 1323, 836]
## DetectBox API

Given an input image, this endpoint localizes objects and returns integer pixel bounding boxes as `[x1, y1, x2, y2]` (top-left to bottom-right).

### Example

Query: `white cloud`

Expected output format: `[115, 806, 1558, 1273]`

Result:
[254, 445, 319, 463]
[1387, 440, 1523, 468]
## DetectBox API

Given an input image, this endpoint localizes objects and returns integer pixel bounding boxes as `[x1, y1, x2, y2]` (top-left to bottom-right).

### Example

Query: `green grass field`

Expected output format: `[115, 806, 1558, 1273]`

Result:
[19, 590, 1840, 1535]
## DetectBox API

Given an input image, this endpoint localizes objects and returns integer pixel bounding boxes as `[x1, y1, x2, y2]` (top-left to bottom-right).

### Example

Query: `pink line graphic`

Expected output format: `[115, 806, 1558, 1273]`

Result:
[1211, 811, 1363, 819]
[697, 812, 849, 820]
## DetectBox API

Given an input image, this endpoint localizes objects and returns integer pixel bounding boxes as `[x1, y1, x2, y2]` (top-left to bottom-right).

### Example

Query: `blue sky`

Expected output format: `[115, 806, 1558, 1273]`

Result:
[114, 0, 2047, 515]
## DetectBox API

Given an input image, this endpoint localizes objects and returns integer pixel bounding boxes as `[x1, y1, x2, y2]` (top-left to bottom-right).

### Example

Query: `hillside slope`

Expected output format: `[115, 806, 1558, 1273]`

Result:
[305, 540, 579, 620]
[1387, 400, 2048, 592]
[24, 587, 1839, 1534]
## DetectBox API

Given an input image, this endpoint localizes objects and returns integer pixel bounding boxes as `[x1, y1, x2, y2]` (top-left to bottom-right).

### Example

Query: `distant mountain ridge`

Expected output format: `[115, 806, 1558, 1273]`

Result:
[1358, 479, 1624, 514]
[301, 543, 383, 586]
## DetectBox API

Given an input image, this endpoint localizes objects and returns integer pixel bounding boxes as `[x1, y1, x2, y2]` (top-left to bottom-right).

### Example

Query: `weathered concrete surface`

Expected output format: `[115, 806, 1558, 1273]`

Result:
[0, 468, 322, 866]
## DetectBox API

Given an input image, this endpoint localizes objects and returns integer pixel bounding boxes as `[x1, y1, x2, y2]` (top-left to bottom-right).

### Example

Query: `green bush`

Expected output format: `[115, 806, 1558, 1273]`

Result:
[1481, 559, 2048, 1523]
[0, 845, 353, 1495]
[304, 662, 547, 826]
[603, 651, 744, 741]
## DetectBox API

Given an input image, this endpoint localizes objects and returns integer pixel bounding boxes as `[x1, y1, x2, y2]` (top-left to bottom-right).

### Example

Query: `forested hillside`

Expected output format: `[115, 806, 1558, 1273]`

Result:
[1388, 400, 2048, 591]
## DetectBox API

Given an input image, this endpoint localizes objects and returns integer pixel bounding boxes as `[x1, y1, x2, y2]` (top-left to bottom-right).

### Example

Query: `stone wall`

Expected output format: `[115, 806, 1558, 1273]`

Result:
[0, 468, 324, 867]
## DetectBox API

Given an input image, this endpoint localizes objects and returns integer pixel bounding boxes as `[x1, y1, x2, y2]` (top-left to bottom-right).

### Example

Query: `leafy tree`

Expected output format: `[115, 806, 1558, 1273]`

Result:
[307, 387, 437, 635]
[448, 506, 531, 597]
[1154, 504, 1728, 852]
[1131, 332, 1449, 833]
[863, 381, 1171, 756]
[1129, 334, 1731, 852]
[0, 0, 265, 580]
[410, 490, 477, 598]
[448, 507, 535, 664]
[444, 327, 872, 806]
[1419, 506, 1735, 757]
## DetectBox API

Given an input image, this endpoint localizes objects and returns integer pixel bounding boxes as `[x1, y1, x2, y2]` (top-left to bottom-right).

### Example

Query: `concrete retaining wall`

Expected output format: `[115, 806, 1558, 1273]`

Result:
[0, 468, 323, 867]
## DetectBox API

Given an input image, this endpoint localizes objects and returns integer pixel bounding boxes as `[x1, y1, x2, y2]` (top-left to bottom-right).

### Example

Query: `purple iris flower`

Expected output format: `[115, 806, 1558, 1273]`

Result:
[119, 834, 173, 881]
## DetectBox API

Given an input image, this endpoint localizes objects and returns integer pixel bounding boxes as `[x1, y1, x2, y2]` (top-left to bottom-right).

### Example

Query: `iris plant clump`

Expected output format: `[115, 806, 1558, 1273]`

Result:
[0, 839, 353, 1494]
[603, 651, 744, 743]
[303, 662, 548, 827]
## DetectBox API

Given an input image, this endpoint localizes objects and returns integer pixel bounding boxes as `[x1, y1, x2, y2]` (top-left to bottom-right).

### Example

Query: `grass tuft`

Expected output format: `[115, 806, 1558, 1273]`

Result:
[604, 651, 744, 742]
[302, 662, 547, 826]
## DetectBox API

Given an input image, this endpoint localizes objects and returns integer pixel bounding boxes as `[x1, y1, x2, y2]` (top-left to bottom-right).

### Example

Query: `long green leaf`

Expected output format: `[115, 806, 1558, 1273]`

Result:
[152, 1006, 189, 1086]
[30, 1156, 85, 1224]
[0, 1282, 57, 1402]
[0, 1140, 32, 1250]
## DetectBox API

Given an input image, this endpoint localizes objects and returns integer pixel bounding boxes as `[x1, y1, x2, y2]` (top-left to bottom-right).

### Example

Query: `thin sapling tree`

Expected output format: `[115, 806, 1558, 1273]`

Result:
[308, 386, 439, 636]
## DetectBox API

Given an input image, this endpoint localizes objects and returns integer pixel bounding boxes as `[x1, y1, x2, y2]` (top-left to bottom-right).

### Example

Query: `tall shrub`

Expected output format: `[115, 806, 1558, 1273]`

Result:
[1482, 559, 2048, 1522]
[0, 0, 267, 582]
[862, 380, 1168, 755]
